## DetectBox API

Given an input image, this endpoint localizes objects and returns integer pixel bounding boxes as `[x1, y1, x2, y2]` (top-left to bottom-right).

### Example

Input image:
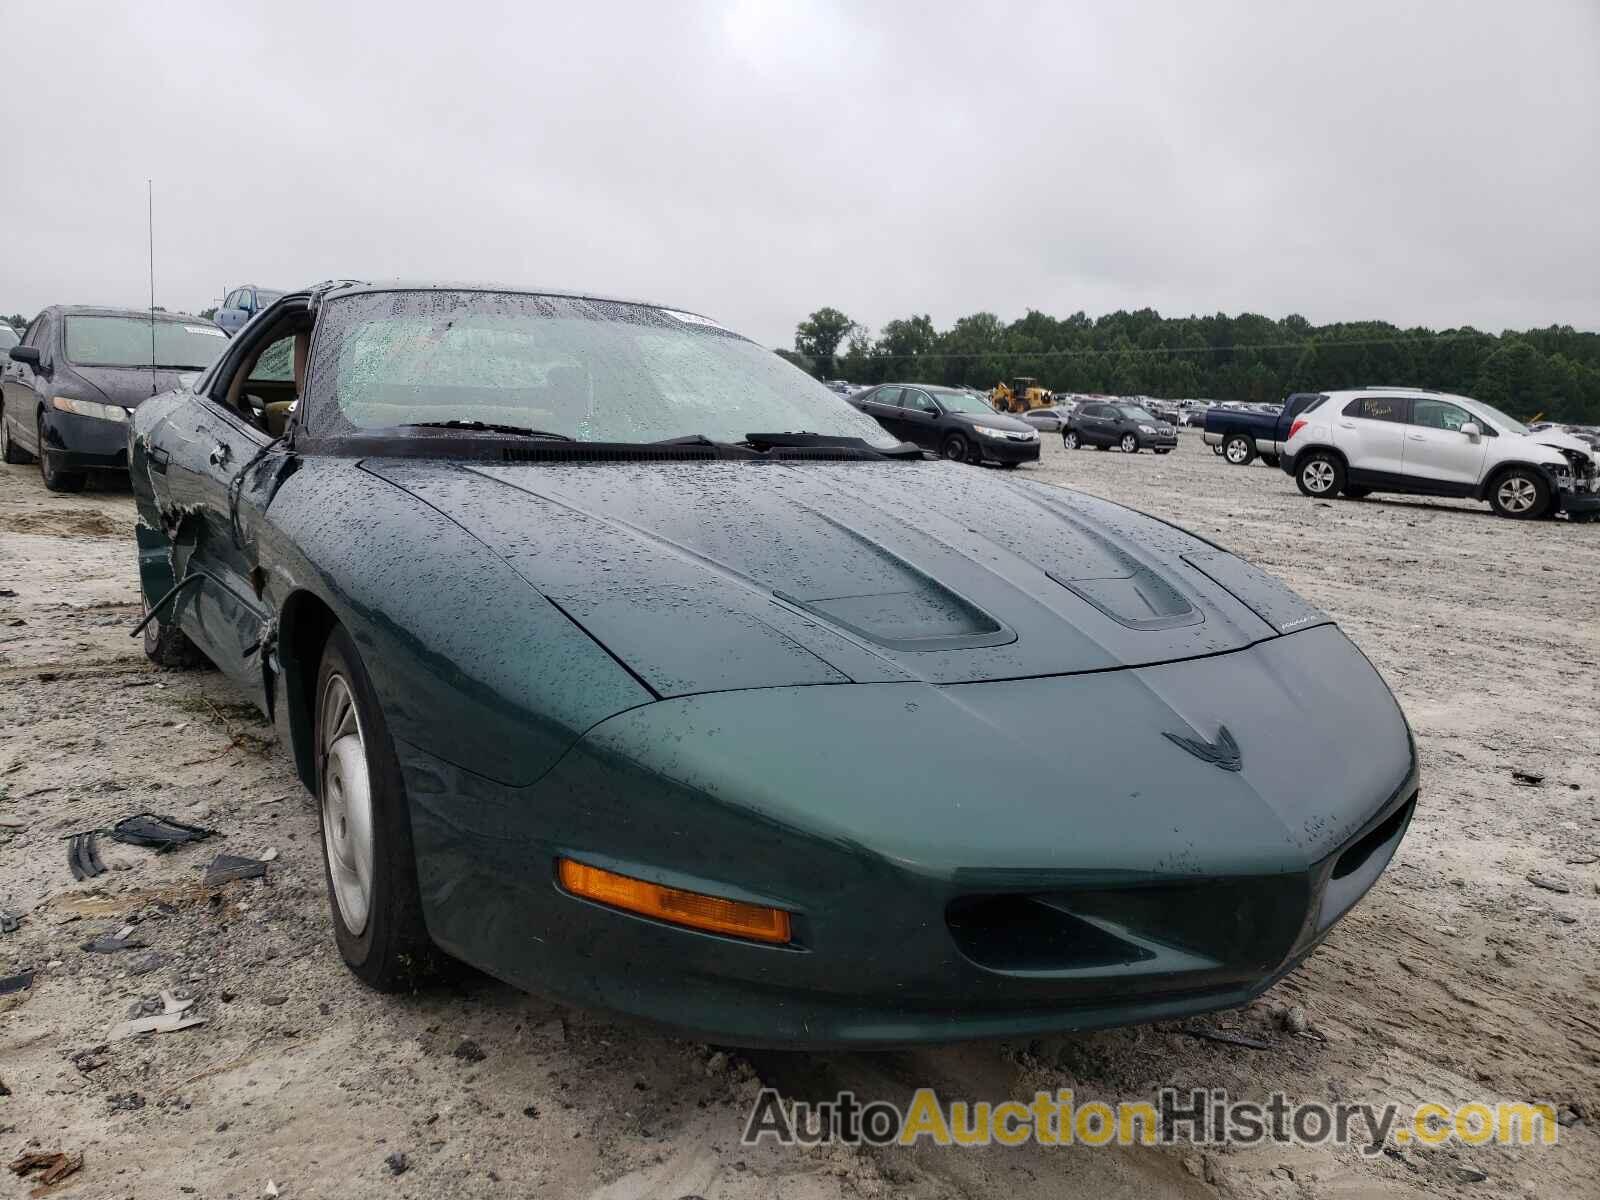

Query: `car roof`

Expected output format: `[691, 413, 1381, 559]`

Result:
[309, 278, 697, 316]
[41, 305, 211, 324]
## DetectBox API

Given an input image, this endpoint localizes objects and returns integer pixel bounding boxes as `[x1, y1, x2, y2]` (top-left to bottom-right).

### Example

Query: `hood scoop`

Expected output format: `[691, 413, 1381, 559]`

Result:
[775, 588, 1012, 653]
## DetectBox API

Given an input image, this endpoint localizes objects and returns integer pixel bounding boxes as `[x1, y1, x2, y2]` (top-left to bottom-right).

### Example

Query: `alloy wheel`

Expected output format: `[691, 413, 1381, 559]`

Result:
[320, 673, 375, 935]
[1225, 438, 1250, 464]
[1302, 460, 1336, 493]
[1120, 434, 1138, 453]
[1497, 476, 1537, 514]
[1064, 431, 1079, 449]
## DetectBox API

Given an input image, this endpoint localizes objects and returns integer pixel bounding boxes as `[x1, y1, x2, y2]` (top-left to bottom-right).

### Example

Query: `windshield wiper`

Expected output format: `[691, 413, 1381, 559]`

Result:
[742, 431, 924, 459]
[401, 420, 574, 440]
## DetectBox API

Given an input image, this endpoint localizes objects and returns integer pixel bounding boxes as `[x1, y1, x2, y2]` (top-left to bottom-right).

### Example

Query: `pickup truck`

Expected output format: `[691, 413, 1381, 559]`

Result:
[1203, 393, 1325, 466]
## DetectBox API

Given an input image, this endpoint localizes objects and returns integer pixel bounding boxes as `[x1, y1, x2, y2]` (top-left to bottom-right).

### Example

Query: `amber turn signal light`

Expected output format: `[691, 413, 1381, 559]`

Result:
[557, 858, 791, 945]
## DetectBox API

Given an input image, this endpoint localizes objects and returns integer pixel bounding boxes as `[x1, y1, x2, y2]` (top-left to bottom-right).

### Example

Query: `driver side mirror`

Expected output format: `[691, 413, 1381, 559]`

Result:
[9, 346, 41, 368]
[1460, 421, 1482, 442]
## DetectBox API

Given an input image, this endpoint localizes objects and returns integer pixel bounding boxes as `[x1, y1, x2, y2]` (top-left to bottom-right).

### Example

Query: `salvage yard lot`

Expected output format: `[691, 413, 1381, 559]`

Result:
[1, 437, 1595, 1199]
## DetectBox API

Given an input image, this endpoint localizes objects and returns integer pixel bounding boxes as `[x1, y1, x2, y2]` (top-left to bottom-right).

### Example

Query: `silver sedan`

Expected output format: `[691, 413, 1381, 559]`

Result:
[1017, 405, 1076, 432]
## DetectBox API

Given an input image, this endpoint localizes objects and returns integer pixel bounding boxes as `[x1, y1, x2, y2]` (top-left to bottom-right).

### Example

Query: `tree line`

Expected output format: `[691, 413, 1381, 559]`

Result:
[788, 307, 1600, 424]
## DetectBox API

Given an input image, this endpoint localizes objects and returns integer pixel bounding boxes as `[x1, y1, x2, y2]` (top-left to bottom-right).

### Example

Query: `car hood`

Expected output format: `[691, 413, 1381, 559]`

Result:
[949, 410, 1033, 432]
[63, 364, 192, 408]
[367, 458, 1327, 697]
[1529, 430, 1594, 461]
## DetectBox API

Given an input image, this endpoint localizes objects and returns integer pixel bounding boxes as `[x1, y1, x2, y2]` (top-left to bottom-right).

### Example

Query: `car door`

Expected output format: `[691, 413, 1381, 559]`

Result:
[4, 315, 52, 455]
[1083, 404, 1114, 445]
[150, 322, 288, 706]
[897, 387, 943, 450]
[1402, 397, 1488, 492]
[857, 386, 905, 439]
[1332, 395, 1410, 479]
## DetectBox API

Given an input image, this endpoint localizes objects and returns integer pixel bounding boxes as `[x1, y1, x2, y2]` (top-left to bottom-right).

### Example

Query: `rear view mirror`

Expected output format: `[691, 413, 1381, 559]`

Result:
[1460, 421, 1482, 442]
[9, 346, 40, 366]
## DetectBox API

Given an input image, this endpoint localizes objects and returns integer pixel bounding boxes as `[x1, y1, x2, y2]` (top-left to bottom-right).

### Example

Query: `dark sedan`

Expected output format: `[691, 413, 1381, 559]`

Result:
[2, 306, 227, 490]
[851, 382, 1040, 465]
[1063, 401, 1178, 454]
[129, 281, 1415, 1048]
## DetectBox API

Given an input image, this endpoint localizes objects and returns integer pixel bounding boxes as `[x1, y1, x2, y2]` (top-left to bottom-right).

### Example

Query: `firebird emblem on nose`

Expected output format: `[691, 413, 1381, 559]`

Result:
[1163, 725, 1243, 771]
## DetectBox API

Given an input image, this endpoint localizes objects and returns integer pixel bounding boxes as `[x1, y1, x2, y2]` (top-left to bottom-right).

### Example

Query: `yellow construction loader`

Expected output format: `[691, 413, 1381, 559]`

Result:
[990, 376, 1052, 413]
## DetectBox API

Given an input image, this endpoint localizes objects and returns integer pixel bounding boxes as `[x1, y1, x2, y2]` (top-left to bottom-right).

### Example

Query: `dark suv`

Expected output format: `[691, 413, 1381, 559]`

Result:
[1063, 402, 1177, 453]
[850, 383, 1040, 466]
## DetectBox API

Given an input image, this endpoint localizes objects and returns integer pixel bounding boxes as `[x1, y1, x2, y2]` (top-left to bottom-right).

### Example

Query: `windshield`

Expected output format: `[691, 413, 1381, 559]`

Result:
[65, 316, 227, 370]
[1117, 405, 1156, 421]
[930, 389, 998, 415]
[256, 290, 285, 307]
[305, 290, 898, 447]
[1463, 398, 1529, 436]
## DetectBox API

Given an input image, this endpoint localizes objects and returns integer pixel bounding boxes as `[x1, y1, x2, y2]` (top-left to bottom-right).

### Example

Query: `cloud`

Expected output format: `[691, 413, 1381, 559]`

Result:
[5, 1, 1595, 343]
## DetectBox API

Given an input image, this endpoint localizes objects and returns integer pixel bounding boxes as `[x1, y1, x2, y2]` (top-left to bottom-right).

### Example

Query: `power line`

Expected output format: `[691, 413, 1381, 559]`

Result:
[848, 331, 1503, 363]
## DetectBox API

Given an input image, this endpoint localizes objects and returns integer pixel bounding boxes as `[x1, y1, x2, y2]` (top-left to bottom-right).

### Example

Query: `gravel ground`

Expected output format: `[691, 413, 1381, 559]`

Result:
[1, 435, 1595, 1199]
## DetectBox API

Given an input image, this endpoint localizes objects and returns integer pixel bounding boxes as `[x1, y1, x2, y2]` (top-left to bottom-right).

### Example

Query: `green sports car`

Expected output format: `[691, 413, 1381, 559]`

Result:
[128, 282, 1417, 1047]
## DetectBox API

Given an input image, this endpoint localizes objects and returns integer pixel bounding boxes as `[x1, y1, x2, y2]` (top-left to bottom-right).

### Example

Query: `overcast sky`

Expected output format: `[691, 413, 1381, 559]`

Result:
[5, 1, 1596, 344]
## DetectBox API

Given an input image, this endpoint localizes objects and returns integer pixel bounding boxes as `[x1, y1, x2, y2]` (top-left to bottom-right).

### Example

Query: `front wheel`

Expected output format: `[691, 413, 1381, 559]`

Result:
[1119, 433, 1139, 454]
[1260, 453, 1280, 469]
[941, 433, 973, 464]
[141, 595, 209, 670]
[1488, 468, 1550, 520]
[1295, 452, 1345, 497]
[1223, 434, 1254, 466]
[1154, 448, 1171, 456]
[37, 414, 86, 493]
[315, 625, 437, 991]
[1063, 430, 1080, 450]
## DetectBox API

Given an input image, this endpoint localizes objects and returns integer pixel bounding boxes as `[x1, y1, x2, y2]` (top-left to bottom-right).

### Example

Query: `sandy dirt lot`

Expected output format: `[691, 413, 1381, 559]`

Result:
[1, 437, 1595, 1200]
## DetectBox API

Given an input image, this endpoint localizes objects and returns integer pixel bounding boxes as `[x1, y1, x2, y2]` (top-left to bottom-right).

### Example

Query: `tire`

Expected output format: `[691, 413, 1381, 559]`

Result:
[1295, 451, 1345, 498]
[314, 625, 437, 991]
[1154, 448, 1171, 456]
[1063, 430, 1080, 450]
[37, 413, 86, 493]
[941, 433, 973, 464]
[1487, 467, 1551, 520]
[1223, 434, 1255, 466]
[1095, 444, 1109, 452]
[141, 595, 209, 670]
[999, 461, 1021, 470]
[1, 407, 32, 465]
[1260, 454, 1280, 469]
[1211, 443, 1225, 456]
[1343, 487, 1371, 500]
[1119, 433, 1139, 454]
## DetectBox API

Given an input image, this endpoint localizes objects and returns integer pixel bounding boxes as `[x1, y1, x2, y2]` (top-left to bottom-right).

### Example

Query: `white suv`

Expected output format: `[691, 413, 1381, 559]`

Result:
[1280, 388, 1599, 521]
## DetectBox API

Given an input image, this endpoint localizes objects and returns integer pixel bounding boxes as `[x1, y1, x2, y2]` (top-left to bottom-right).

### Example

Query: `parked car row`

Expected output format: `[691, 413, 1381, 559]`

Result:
[1, 307, 228, 491]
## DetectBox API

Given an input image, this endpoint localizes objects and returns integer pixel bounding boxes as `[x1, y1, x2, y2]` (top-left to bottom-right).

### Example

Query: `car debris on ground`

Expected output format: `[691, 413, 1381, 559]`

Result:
[203, 853, 268, 885]
[7, 1150, 84, 1191]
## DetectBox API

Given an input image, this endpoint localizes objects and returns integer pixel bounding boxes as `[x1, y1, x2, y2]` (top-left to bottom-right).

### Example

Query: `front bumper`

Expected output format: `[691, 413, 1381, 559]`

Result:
[41, 409, 131, 472]
[398, 625, 1417, 1048]
[1556, 490, 1600, 516]
[978, 436, 1041, 464]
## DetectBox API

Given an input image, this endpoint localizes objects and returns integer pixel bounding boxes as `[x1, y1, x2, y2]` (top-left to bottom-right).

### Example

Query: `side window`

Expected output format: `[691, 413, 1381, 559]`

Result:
[873, 386, 902, 407]
[1410, 399, 1470, 432]
[1344, 396, 1407, 423]
[901, 389, 937, 412]
[23, 316, 48, 348]
[223, 290, 240, 310]
[243, 290, 257, 312]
